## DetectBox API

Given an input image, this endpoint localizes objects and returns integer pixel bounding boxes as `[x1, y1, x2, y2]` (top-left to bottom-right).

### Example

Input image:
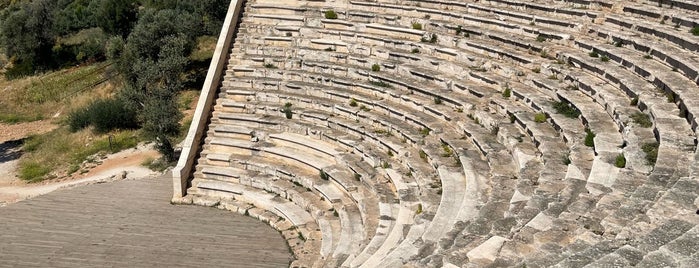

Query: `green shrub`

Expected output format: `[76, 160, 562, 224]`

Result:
[584, 128, 596, 148]
[264, 63, 277, 69]
[552, 101, 581, 118]
[534, 113, 547, 123]
[615, 153, 626, 168]
[412, 22, 422, 30]
[349, 98, 358, 107]
[416, 203, 423, 214]
[411, 48, 420, 53]
[324, 10, 338, 19]
[691, 26, 699, 36]
[68, 108, 91, 132]
[68, 98, 139, 133]
[630, 112, 652, 128]
[502, 87, 511, 98]
[642, 142, 659, 166]
[589, 51, 599, 58]
[371, 63, 380, 72]
[88, 98, 139, 133]
[19, 161, 51, 182]
[600, 55, 610, 62]
[434, 96, 442, 104]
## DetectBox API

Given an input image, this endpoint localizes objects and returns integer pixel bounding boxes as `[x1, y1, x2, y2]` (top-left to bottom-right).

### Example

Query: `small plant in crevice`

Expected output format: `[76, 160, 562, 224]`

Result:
[349, 98, 358, 107]
[642, 142, 659, 166]
[532, 67, 541, 73]
[600, 55, 610, 62]
[589, 51, 599, 58]
[282, 102, 293, 119]
[324, 10, 338, 19]
[441, 143, 453, 157]
[630, 96, 639, 106]
[354, 173, 362, 181]
[411, 48, 420, 53]
[615, 153, 626, 168]
[534, 113, 547, 123]
[643, 54, 652, 59]
[298, 232, 306, 241]
[536, 34, 546, 42]
[584, 128, 596, 148]
[666, 92, 675, 103]
[630, 112, 652, 128]
[382, 161, 391, 169]
[371, 63, 381, 72]
[434, 96, 442, 105]
[319, 169, 330, 180]
[416, 203, 423, 214]
[420, 127, 430, 137]
[412, 22, 423, 30]
[264, 63, 277, 69]
[562, 154, 572, 165]
[422, 33, 438, 43]
[691, 26, 699, 36]
[419, 150, 428, 162]
[370, 80, 391, 88]
[552, 101, 581, 118]
[502, 87, 512, 98]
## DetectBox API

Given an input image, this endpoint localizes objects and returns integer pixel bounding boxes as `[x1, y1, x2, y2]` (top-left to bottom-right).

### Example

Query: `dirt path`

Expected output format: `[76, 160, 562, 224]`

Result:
[0, 120, 58, 144]
[0, 145, 160, 206]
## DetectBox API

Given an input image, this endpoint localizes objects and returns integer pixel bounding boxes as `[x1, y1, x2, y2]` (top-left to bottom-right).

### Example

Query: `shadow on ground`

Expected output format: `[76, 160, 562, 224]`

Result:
[0, 139, 22, 164]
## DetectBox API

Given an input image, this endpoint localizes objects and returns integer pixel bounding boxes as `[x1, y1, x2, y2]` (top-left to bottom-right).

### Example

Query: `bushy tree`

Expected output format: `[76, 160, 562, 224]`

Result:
[94, 0, 136, 37]
[0, 0, 58, 76]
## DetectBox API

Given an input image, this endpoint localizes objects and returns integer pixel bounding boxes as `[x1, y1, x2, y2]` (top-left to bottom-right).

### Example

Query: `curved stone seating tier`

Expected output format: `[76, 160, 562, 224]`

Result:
[208, 103, 508, 266]
[211, 57, 540, 264]
[175, 0, 699, 266]
[193, 135, 375, 265]
[215, 88, 467, 201]
[572, 36, 699, 133]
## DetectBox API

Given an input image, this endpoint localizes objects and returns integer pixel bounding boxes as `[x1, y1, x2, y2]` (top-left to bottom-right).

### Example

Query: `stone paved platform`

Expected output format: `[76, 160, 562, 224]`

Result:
[0, 175, 291, 268]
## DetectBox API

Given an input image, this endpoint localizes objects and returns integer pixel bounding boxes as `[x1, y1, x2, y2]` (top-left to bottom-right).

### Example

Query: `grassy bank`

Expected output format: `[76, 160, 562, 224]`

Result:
[18, 127, 140, 182]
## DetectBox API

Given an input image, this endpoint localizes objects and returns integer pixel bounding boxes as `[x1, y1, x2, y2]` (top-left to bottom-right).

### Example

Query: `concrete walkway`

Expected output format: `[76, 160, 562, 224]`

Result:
[0, 175, 292, 268]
